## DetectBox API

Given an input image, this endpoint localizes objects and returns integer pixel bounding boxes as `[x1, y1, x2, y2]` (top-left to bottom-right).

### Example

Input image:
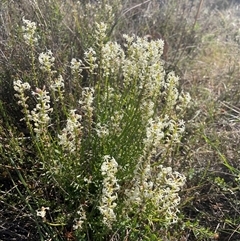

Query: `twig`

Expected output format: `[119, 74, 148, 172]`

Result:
[192, 0, 204, 31]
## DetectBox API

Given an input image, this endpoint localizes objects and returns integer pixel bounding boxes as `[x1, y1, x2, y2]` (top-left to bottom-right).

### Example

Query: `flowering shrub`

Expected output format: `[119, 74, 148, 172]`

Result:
[12, 19, 191, 240]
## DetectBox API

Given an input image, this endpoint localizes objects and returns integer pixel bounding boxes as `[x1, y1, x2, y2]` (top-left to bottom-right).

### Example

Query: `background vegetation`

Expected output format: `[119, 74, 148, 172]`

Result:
[0, 0, 240, 240]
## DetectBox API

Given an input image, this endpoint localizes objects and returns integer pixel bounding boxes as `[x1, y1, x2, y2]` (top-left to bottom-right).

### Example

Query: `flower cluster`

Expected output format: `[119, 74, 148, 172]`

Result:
[124, 164, 186, 225]
[101, 41, 124, 78]
[177, 92, 191, 112]
[14, 80, 52, 136]
[70, 58, 83, 75]
[164, 72, 179, 109]
[167, 119, 186, 143]
[50, 75, 65, 101]
[38, 50, 55, 73]
[122, 34, 165, 98]
[58, 110, 82, 153]
[13, 80, 31, 114]
[95, 22, 107, 43]
[36, 206, 50, 219]
[99, 155, 119, 228]
[50, 75, 64, 92]
[143, 117, 166, 153]
[73, 206, 87, 230]
[29, 87, 53, 136]
[84, 48, 98, 73]
[22, 18, 38, 46]
[79, 87, 95, 123]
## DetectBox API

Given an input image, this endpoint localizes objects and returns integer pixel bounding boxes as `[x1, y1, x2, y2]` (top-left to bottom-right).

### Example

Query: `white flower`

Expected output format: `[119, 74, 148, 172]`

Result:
[36, 206, 49, 218]
[38, 50, 55, 73]
[50, 75, 64, 92]
[29, 87, 53, 136]
[70, 58, 83, 74]
[99, 155, 119, 228]
[95, 22, 107, 38]
[143, 117, 165, 153]
[58, 109, 82, 152]
[22, 17, 38, 45]
[13, 80, 31, 120]
[50, 75, 65, 102]
[79, 87, 95, 124]
[84, 47, 98, 72]
[14, 79, 31, 92]
[164, 72, 179, 108]
[124, 163, 186, 225]
[101, 41, 125, 78]
[73, 207, 86, 230]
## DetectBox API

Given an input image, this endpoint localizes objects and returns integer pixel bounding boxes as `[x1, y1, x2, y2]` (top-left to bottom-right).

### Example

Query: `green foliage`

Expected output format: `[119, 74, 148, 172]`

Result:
[6, 17, 191, 240]
[1, 0, 240, 240]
